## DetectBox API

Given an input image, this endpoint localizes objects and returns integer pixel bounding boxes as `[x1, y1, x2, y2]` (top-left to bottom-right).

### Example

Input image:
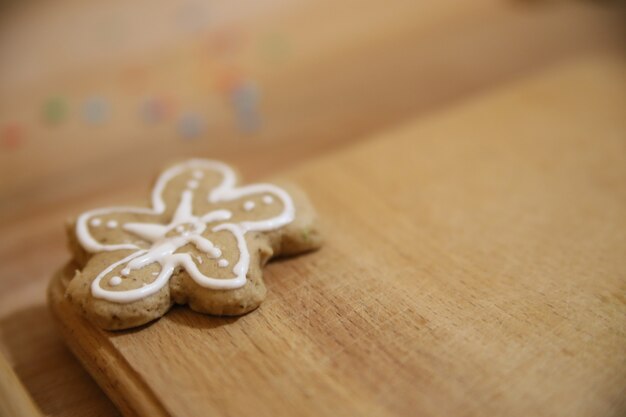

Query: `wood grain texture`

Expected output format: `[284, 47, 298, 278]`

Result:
[48, 55, 626, 417]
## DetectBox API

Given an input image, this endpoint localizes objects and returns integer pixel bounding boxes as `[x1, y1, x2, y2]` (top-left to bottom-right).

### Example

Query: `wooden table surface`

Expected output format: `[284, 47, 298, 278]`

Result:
[0, 1, 625, 416]
[49, 54, 626, 417]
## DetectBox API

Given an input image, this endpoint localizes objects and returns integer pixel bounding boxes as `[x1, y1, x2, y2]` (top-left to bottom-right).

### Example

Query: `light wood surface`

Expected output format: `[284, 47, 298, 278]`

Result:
[0, 352, 42, 417]
[49, 55, 626, 417]
[1, 0, 625, 415]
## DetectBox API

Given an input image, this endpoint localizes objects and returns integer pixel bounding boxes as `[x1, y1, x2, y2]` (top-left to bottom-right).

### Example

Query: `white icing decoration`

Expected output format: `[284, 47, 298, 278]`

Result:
[106, 220, 118, 229]
[78, 159, 295, 303]
[109, 276, 122, 286]
[262, 195, 274, 204]
[243, 201, 255, 211]
[187, 180, 199, 189]
[90, 218, 102, 227]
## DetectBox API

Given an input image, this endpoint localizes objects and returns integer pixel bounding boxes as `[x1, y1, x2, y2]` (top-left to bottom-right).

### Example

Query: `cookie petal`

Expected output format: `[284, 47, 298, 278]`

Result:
[76, 208, 165, 252]
[209, 183, 295, 232]
[90, 250, 172, 303]
[153, 160, 294, 232]
[174, 223, 250, 289]
[153, 160, 239, 220]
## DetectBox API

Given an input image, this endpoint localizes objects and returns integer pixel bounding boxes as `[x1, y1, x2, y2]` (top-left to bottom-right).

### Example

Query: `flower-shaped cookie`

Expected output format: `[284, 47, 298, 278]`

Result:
[65, 159, 321, 329]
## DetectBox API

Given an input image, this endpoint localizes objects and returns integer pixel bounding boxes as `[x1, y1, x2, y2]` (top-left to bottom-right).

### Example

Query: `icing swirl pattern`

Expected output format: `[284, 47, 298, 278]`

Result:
[75, 159, 295, 303]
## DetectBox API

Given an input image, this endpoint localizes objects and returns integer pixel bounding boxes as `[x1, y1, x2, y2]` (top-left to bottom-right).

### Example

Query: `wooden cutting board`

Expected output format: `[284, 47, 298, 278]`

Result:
[48, 55, 626, 417]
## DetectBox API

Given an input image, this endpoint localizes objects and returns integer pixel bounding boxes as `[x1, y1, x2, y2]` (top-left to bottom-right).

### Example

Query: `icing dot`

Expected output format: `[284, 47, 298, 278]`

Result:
[197, 256, 203, 264]
[243, 201, 255, 211]
[121, 268, 130, 276]
[262, 195, 274, 204]
[106, 220, 118, 229]
[218, 259, 229, 268]
[193, 170, 204, 179]
[152, 272, 159, 276]
[212, 247, 222, 258]
[175, 225, 185, 233]
[90, 218, 102, 227]
[109, 276, 122, 286]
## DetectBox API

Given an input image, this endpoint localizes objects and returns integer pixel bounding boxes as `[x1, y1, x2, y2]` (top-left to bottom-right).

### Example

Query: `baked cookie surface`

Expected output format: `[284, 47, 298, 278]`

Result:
[63, 159, 321, 330]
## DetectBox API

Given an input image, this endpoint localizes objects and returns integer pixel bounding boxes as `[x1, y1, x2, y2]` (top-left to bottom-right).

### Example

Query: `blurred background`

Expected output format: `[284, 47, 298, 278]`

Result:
[1, 0, 624, 218]
[0, 0, 624, 415]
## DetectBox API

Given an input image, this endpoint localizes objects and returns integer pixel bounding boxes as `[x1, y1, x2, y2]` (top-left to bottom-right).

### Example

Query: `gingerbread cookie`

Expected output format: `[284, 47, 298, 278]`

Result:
[62, 159, 321, 330]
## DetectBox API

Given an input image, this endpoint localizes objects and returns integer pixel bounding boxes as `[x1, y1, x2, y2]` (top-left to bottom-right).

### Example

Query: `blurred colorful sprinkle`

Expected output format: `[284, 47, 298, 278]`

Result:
[177, 112, 206, 140]
[215, 66, 245, 95]
[231, 81, 261, 133]
[1, 123, 25, 151]
[43, 96, 68, 125]
[82, 96, 110, 125]
[140, 96, 176, 124]
[207, 28, 245, 56]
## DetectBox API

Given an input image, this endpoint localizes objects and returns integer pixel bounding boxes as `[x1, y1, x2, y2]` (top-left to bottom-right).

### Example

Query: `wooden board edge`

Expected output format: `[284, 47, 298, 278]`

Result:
[0, 351, 43, 417]
[47, 264, 171, 417]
